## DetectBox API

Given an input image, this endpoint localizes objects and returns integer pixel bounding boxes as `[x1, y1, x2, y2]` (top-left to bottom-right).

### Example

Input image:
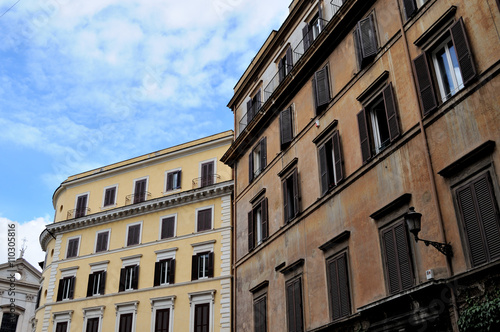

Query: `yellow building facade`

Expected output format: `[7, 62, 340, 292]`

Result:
[35, 131, 233, 332]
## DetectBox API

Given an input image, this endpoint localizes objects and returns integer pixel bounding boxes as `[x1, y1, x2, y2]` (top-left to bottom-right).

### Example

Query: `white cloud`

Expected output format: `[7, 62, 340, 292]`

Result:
[0, 217, 51, 271]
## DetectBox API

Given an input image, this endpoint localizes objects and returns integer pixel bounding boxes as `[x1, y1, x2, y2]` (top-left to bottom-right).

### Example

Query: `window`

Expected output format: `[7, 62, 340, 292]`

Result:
[53, 311, 72, 332]
[126, 222, 142, 246]
[133, 178, 148, 203]
[95, 230, 110, 252]
[75, 193, 88, 218]
[286, 277, 304, 332]
[302, 3, 324, 51]
[56, 276, 75, 301]
[280, 107, 293, 148]
[354, 13, 378, 69]
[197, 207, 213, 232]
[253, 296, 267, 332]
[357, 83, 400, 163]
[55, 322, 68, 332]
[249, 138, 267, 182]
[103, 186, 117, 207]
[189, 291, 215, 332]
[282, 169, 300, 224]
[194, 303, 210, 332]
[83, 307, 104, 332]
[119, 313, 133, 332]
[246, 90, 262, 124]
[161, 216, 176, 239]
[85, 318, 99, 332]
[278, 46, 293, 83]
[151, 297, 175, 332]
[119, 265, 139, 291]
[165, 169, 181, 191]
[154, 259, 176, 286]
[154, 309, 170, 332]
[0, 313, 18, 332]
[312, 65, 330, 113]
[381, 220, 415, 294]
[327, 252, 351, 320]
[115, 302, 138, 332]
[455, 172, 500, 267]
[191, 252, 214, 280]
[200, 161, 215, 187]
[413, 18, 476, 115]
[318, 130, 344, 195]
[86, 270, 106, 296]
[248, 198, 269, 251]
[66, 236, 80, 258]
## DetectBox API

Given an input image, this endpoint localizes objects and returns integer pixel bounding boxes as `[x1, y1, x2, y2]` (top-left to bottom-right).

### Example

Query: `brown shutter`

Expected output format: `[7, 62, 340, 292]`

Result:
[312, 77, 318, 111]
[56, 279, 64, 301]
[332, 130, 343, 184]
[302, 25, 310, 50]
[337, 253, 351, 317]
[176, 170, 181, 189]
[155, 309, 170, 332]
[353, 30, 362, 70]
[132, 265, 139, 290]
[154, 262, 161, 286]
[413, 53, 438, 115]
[450, 17, 476, 86]
[166, 172, 173, 191]
[293, 279, 303, 331]
[314, 67, 330, 110]
[261, 198, 269, 241]
[248, 210, 254, 251]
[99, 272, 106, 295]
[207, 252, 214, 278]
[293, 169, 300, 218]
[286, 282, 295, 331]
[358, 15, 378, 60]
[104, 189, 111, 206]
[278, 57, 285, 83]
[191, 255, 199, 281]
[394, 223, 414, 290]
[328, 258, 340, 319]
[357, 109, 372, 163]
[382, 227, 401, 294]
[76, 195, 87, 218]
[280, 107, 293, 147]
[318, 144, 329, 195]
[56, 322, 68, 332]
[87, 273, 94, 297]
[119, 268, 126, 292]
[286, 46, 293, 71]
[249, 151, 254, 183]
[403, 0, 417, 20]
[96, 231, 108, 252]
[254, 297, 267, 332]
[261, 137, 267, 169]
[68, 276, 75, 299]
[283, 180, 289, 223]
[383, 222, 414, 294]
[168, 259, 175, 284]
[382, 83, 400, 141]
[247, 99, 254, 124]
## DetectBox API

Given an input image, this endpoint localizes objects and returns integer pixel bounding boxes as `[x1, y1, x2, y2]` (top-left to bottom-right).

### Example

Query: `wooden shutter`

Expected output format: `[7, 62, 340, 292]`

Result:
[104, 188, 111, 206]
[168, 259, 175, 284]
[67, 238, 78, 258]
[119, 268, 126, 292]
[302, 25, 311, 51]
[332, 131, 344, 184]
[312, 77, 318, 110]
[450, 17, 476, 86]
[286, 278, 303, 332]
[383, 227, 401, 294]
[314, 67, 330, 110]
[353, 30, 362, 69]
[382, 83, 400, 141]
[413, 53, 438, 115]
[99, 272, 106, 295]
[261, 198, 269, 241]
[191, 255, 199, 281]
[176, 171, 181, 189]
[56, 322, 68, 332]
[194, 303, 210, 331]
[328, 257, 341, 319]
[96, 231, 108, 252]
[283, 179, 289, 223]
[86, 317, 99, 332]
[68, 276, 75, 299]
[104, 187, 115, 206]
[247, 99, 254, 124]
[318, 144, 329, 195]
[87, 273, 94, 297]
[280, 107, 293, 147]
[403, 0, 417, 20]
[248, 210, 254, 251]
[254, 297, 267, 332]
[357, 109, 372, 163]
[56, 279, 64, 301]
[134, 179, 146, 203]
[132, 265, 139, 290]
[278, 57, 285, 83]
[76, 195, 87, 218]
[161, 217, 175, 239]
[286, 281, 295, 331]
[292, 169, 300, 218]
[127, 225, 138, 245]
[207, 252, 214, 278]
[357, 15, 378, 61]
[119, 313, 133, 332]
[166, 172, 173, 191]
[154, 261, 161, 286]
[328, 253, 350, 320]
[249, 151, 254, 183]
[35, 287, 42, 309]
[383, 222, 414, 294]
[261, 137, 267, 169]
[394, 223, 414, 290]
[155, 308, 170, 332]
[286, 46, 293, 71]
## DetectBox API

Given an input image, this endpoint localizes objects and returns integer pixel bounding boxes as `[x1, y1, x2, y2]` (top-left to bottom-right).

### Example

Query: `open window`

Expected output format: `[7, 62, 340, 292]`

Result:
[249, 138, 267, 182]
[248, 197, 269, 252]
[278, 46, 293, 83]
[317, 130, 344, 195]
[302, 2, 324, 51]
[246, 90, 262, 124]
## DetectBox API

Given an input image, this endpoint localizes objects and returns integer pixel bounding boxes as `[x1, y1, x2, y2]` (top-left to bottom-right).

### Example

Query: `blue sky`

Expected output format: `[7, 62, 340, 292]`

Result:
[0, 0, 291, 268]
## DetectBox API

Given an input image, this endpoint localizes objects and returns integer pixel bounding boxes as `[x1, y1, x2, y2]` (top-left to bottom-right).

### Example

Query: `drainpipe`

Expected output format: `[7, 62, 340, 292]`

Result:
[395, 1, 459, 330]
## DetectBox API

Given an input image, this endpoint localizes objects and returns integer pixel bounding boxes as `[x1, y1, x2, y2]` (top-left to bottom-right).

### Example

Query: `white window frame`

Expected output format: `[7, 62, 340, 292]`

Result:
[125, 221, 143, 247]
[94, 229, 111, 253]
[82, 306, 104, 332]
[188, 290, 216, 332]
[65, 235, 81, 259]
[164, 168, 182, 193]
[132, 176, 149, 200]
[114, 301, 138, 332]
[74, 192, 90, 217]
[198, 158, 217, 187]
[89, 261, 109, 297]
[192, 241, 215, 280]
[121, 255, 141, 292]
[195, 205, 214, 232]
[101, 184, 118, 209]
[150, 296, 175, 332]
[52, 310, 73, 332]
[59, 267, 78, 301]
[431, 37, 464, 103]
[159, 213, 177, 240]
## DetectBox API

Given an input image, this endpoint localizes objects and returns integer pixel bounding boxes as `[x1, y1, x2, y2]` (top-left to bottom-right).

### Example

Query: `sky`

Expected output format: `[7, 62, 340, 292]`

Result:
[0, 0, 291, 269]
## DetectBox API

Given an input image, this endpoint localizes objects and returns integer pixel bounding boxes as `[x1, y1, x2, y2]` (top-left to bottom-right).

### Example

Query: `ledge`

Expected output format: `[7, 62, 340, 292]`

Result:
[249, 188, 267, 204]
[312, 120, 338, 144]
[356, 71, 389, 102]
[249, 280, 269, 294]
[120, 254, 142, 261]
[277, 158, 298, 178]
[370, 193, 412, 220]
[191, 240, 216, 247]
[414, 6, 457, 47]
[319, 231, 351, 251]
[438, 140, 495, 177]
[279, 258, 304, 275]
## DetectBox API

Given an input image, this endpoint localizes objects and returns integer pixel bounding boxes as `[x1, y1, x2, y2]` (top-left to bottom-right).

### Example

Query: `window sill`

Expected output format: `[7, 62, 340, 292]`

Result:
[163, 188, 181, 195]
[100, 204, 117, 211]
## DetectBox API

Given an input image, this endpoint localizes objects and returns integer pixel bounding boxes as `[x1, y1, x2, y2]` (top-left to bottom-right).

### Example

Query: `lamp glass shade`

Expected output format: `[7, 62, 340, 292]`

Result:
[405, 207, 422, 237]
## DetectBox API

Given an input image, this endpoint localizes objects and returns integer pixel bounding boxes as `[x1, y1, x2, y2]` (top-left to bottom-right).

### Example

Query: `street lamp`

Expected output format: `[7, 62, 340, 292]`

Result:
[405, 207, 453, 257]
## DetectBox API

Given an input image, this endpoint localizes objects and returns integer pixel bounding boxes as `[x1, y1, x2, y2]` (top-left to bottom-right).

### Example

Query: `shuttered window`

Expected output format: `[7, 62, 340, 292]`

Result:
[166, 170, 181, 191]
[56, 276, 75, 301]
[194, 303, 210, 332]
[133, 179, 147, 203]
[86, 318, 99, 332]
[249, 138, 267, 182]
[254, 296, 267, 332]
[283, 169, 300, 224]
[103, 187, 116, 206]
[119, 265, 139, 292]
[75, 194, 88, 218]
[354, 14, 378, 68]
[327, 252, 351, 320]
[118, 313, 133, 332]
[55, 322, 68, 332]
[127, 224, 141, 246]
[154, 259, 176, 286]
[248, 198, 269, 252]
[318, 130, 344, 195]
[456, 172, 500, 267]
[191, 252, 214, 280]
[201, 161, 215, 187]
[381, 221, 414, 294]
[197, 208, 212, 232]
[403, 0, 417, 20]
[66, 238, 79, 258]
[161, 216, 176, 239]
[247, 90, 262, 124]
[155, 309, 170, 332]
[280, 107, 293, 148]
[279, 46, 293, 83]
[86, 270, 106, 297]
[312, 66, 330, 113]
[95, 231, 109, 252]
[286, 278, 304, 332]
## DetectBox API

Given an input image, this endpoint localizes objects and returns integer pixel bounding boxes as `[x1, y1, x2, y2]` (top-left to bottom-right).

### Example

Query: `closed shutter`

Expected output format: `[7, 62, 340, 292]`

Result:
[99, 272, 106, 295]
[328, 258, 340, 319]
[328, 253, 350, 320]
[127, 225, 140, 245]
[247, 99, 254, 124]
[286, 278, 303, 332]
[254, 297, 267, 332]
[280, 107, 293, 147]
[154, 261, 161, 286]
[96, 231, 108, 252]
[86, 318, 99, 332]
[194, 303, 210, 332]
[403, 0, 417, 20]
[207, 252, 214, 278]
[261, 137, 267, 170]
[249, 151, 254, 183]
[197, 209, 211, 231]
[119, 268, 126, 292]
[201, 162, 214, 187]
[383, 227, 401, 294]
[262, 198, 269, 241]
[332, 131, 344, 184]
[286, 46, 293, 72]
[168, 259, 175, 284]
[132, 265, 139, 290]
[87, 273, 94, 297]
[56, 279, 64, 301]
[248, 210, 254, 251]
[155, 309, 170, 332]
[104, 187, 115, 206]
[357, 15, 378, 62]
[395, 223, 414, 290]
[67, 238, 78, 258]
[357, 109, 372, 163]
[286, 281, 295, 331]
[119, 313, 133, 332]
[319, 144, 329, 195]
[56, 322, 68, 332]
[104, 188, 111, 206]
[382, 83, 400, 141]
[166, 172, 173, 191]
[278, 57, 286, 83]
[76, 195, 87, 218]
[283, 179, 289, 223]
[314, 67, 330, 110]
[302, 25, 311, 51]
[450, 18, 476, 86]
[292, 170, 300, 218]
[161, 217, 175, 239]
[68, 276, 75, 299]
[191, 255, 199, 281]
[413, 53, 438, 115]
[134, 179, 146, 203]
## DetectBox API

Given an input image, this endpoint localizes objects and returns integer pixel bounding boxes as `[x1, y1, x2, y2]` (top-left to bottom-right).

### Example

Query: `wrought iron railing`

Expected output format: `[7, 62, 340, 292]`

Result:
[292, 17, 330, 65]
[238, 101, 263, 135]
[125, 191, 152, 205]
[331, 0, 343, 17]
[67, 208, 91, 220]
[192, 174, 221, 188]
[264, 63, 293, 101]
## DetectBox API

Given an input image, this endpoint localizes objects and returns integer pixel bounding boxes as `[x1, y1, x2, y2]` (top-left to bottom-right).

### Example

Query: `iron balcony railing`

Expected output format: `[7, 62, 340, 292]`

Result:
[292, 17, 330, 66]
[238, 101, 263, 134]
[125, 191, 152, 205]
[192, 174, 221, 188]
[264, 63, 293, 101]
[67, 208, 91, 220]
[331, 0, 343, 17]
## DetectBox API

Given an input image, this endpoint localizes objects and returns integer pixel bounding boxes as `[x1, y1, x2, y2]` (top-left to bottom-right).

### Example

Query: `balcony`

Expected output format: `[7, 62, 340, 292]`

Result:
[292, 17, 330, 66]
[238, 101, 263, 134]
[67, 208, 91, 220]
[192, 174, 221, 188]
[264, 63, 293, 101]
[125, 191, 152, 205]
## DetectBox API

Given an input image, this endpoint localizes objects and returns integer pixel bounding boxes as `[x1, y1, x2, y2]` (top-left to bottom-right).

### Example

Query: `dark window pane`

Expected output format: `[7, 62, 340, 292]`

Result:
[161, 217, 175, 239]
[155, 309, 170, 332]
[0, 314, 19, 332]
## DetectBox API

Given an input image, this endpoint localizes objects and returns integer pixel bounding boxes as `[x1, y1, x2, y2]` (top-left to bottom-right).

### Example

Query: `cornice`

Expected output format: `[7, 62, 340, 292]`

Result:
[41, 181, 233, 250]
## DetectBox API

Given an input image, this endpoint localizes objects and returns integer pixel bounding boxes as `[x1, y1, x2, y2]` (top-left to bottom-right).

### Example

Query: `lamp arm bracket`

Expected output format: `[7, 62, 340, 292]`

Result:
[415, 236, 453, 257]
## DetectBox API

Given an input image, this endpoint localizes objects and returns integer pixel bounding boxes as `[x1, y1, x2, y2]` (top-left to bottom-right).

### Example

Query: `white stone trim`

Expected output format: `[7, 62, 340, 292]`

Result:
[94, 229, 111, 253]
[60, 266, 78, 278]
[198, 158, 217, 187]
[114, 301, 139, 332]
[220, 279, 231, 331]
[155, 249, 177, 262]
[195, 205, 214, 232]
[188, 290, 216, 332]
[191, 240, 215, 255]
[158, 213, 177, 240]
[150, 296, 175, 332]
[125, 221, 143, 247]
[52, 310, 73, 332]
[65, 235, 81, 259]
[101, 184, 119, 209]
[82, 306, 105, 332]
[120, 254, 142, 268]
[220, 195, 231, 228]
[220, 229, 231, 276]
[89, 261, 109, 273]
